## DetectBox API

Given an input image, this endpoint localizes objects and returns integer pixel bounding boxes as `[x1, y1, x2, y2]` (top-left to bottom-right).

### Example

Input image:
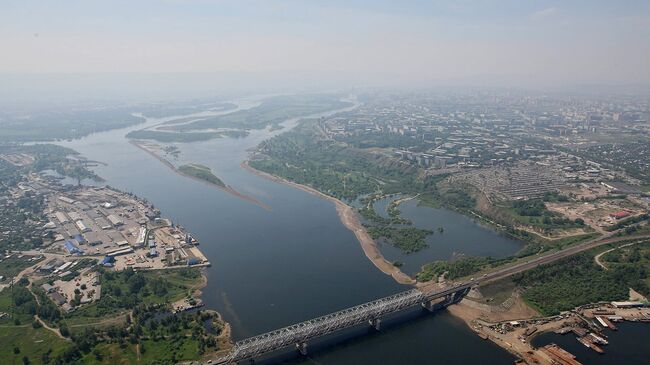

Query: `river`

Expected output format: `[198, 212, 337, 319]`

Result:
[57, 96, 517, 364]
[531, 322, 650, 365]
[372, 196, 523, 275]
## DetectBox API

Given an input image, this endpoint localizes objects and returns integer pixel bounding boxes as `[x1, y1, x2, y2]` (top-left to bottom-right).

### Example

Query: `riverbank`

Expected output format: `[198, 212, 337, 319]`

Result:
[172, 270, 234, 362]
[242, 160, 416, 285]
[449, 291, 650, 365]
[130, 140, 272, 210]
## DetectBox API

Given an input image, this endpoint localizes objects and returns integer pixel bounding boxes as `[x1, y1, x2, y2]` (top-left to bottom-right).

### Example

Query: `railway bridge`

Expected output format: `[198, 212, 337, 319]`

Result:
[211, 233, 649, 364]
[213, 284, 471, 364]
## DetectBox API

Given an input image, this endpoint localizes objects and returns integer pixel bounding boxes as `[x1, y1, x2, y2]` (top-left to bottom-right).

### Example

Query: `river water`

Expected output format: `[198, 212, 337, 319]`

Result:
[531, 322, 650, 365]
[57, 97, 518, 364]
[372, 196, 523, 275]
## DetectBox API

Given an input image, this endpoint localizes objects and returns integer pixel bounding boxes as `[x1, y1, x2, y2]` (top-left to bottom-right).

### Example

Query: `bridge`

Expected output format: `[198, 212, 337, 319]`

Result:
[212, 233, 650, 364]
[213, 284, 471, 364]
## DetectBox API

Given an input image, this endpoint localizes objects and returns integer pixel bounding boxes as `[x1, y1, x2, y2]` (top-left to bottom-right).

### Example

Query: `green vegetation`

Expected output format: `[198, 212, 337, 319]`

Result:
[73, 268, 199, 318]
[416, 256, 513, 282]
[0, 267, 221, 364]
[512, 253, 638, 315]
[177, 164, 225, 187]
[606, 213, 649, 232]
[0, 191, 47, 251]
[167, 94, 351, 131]
[476, 278, 518, 305]
[250, 119, 436, 201]
[0, 281, 63, 325]
[503, 198, 585, 232]
[0, 325, 70, 365]
[1, 144, 101, 182]
[572, 142, 650, 184]
[358, 197, 411, 226]
[541, 191, 570, 202]
[0, 107, 144, 142]
[366, 226, 432, 253]
[600, 241, 650, 297]
[0, 255, 44, 278]
[248, 119, 476, 254]
[70, 305, 223, 364]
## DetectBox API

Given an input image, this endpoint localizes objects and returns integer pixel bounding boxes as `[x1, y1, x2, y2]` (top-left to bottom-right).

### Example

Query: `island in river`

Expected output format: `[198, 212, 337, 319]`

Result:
[31, 93, 649, 365]
[179, 163, 226, 188]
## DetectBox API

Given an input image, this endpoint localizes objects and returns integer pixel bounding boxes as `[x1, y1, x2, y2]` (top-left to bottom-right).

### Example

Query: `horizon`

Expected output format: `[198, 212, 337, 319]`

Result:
[1, 0, 650, 102]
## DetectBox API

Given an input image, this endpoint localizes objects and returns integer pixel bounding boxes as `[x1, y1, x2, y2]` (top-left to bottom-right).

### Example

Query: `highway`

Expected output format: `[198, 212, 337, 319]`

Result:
[465, 233, 650, 289]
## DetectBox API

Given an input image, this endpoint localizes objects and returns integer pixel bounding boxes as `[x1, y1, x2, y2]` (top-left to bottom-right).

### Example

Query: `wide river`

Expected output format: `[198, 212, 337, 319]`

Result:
[58, 97, 520, 364]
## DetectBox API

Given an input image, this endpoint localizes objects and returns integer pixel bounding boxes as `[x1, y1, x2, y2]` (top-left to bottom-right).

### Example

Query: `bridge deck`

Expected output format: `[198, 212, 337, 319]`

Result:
[214, 285, 469, 364]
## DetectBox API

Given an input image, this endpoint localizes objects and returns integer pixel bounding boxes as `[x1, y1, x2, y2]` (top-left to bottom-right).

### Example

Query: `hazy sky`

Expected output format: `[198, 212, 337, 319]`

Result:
[1, 0, 649, 89]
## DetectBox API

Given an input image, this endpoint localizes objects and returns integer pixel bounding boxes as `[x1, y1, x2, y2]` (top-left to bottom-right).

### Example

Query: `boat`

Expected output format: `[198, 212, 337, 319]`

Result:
[589, 333, 609, 345]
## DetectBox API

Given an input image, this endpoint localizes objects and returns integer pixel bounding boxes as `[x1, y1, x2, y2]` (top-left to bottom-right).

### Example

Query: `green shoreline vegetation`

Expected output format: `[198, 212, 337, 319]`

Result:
[247, 115, 650, 318]
[167, 94, 352, 132]
[366, 226, 432, 253]
[0, 266, 225, 364]
[0, 108, 144, 142]
[249, 119, 443, 253]
[512, 249, 648, 315]
[178, 163, 225, 187]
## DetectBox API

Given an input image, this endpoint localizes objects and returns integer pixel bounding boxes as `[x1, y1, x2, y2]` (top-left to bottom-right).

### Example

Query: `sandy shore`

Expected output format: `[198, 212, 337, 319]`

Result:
[242, 160, 415, 285]
[130, 140, 271, 211]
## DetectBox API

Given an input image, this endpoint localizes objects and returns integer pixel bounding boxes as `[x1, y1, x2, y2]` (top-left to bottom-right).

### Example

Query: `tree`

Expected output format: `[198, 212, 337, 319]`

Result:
[59, 324, 70, 337]
[128, 273, 146, 294]
[41, 349, 51, 365]
[93, 349, 103, 361]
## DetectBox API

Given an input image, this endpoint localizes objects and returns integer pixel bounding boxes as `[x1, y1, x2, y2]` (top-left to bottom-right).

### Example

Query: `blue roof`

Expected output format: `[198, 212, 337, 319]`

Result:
[64, 240, 84, 254]
[100, 256, 114, 265]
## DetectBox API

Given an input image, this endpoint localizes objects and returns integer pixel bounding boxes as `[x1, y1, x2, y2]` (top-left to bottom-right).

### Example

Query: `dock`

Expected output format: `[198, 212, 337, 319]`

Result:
[541, 344, 583, 365]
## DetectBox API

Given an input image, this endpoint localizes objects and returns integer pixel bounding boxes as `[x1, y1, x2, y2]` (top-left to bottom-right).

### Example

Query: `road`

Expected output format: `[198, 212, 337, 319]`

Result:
[455, 233, 650, 290]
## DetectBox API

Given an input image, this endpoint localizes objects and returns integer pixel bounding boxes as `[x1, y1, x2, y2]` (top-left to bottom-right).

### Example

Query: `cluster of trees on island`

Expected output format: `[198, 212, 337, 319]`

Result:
[177, 164, 225, 188]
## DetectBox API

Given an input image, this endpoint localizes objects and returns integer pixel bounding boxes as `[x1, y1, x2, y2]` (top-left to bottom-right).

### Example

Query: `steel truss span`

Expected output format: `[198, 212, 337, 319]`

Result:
[213, 285, 470, 364]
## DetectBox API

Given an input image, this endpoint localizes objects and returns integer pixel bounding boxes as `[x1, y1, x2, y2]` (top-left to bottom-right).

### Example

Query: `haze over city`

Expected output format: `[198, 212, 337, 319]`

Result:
[2, 0, 650, 101]
[0, 2, 649, 365]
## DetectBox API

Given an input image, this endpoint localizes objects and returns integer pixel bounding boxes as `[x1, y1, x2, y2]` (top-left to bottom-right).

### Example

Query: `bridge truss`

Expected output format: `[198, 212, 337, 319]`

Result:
[214, 285, 470, 364]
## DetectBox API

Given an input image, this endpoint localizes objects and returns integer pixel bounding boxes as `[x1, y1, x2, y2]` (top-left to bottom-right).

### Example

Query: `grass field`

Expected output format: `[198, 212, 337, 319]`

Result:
[80, 337, 201, 364]
[0, 255, 43, 279]
[477, 278, 518, 305]
[0, 325, 70, 364]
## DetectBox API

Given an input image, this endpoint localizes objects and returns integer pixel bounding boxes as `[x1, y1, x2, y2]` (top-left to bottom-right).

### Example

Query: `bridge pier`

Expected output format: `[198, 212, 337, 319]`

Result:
[421, 294, 452, 312]
[295, 342, 308, 356]
[368, 318, 381, 331]
[451, 287, 470, 303]
[213, 287, 479, 364]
